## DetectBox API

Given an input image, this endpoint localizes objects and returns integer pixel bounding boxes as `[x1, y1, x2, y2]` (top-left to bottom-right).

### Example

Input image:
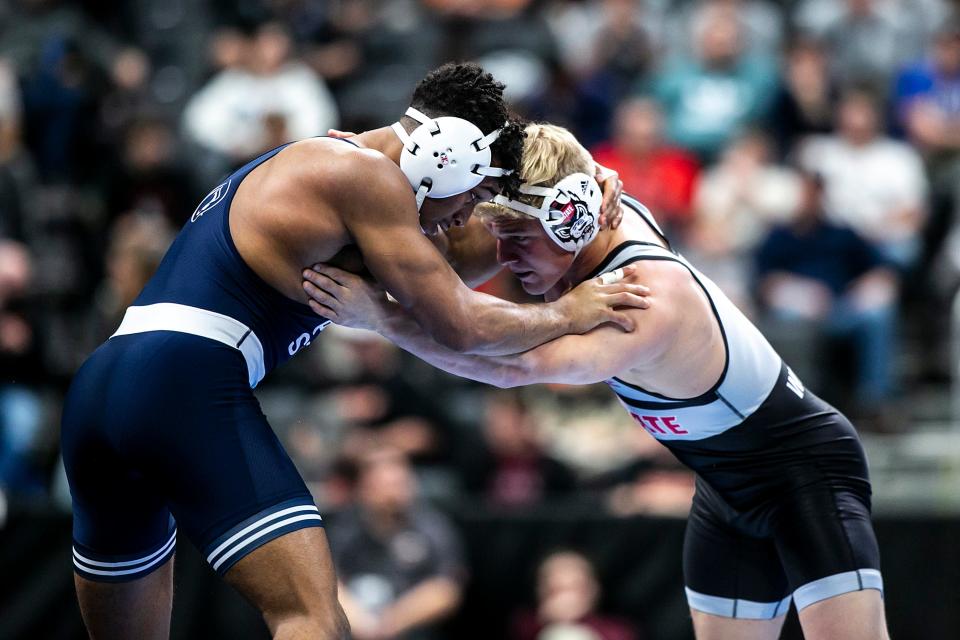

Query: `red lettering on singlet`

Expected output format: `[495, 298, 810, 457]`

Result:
[641, 416, 666, 434]
[627, 414, 665, 434]
[661, 416, 688, 435]
[629, 413, 687, 436]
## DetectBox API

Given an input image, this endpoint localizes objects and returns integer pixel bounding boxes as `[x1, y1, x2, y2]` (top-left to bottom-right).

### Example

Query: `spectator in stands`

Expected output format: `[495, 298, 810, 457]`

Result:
[19, 35, 99, 184]
[546, 0, 665, 82]
[648, 3, 777, 162]
[182, 20, 338, 179]
[799, 86, 929, 270]
[330, 446, 465, 640]
[897, 16, 960, 133]
[322, 327, 449, 470]
[86, 212, 174, 345]
[596, 425, 695, 518]
[0, 57, 35, 243]
[755, 171, 899, 418]
[460, 390, 575, 508]
[104, 117, 196, 226]
[304, 1, 440, 132]
[895, 16, 960, 247]
[687, 129, 802, 309]
[584, 0, 658, 99]
[892, 15, 960, 378]
[772, 37, 837, 159]
[1, 1, 117, 186]
[511, 549, 638, 640]
[667, 0, 784, 59]
[0, 240, 45, 497]
[591, 98, 700, 235]
[518, 0, 659, 145]
[793, 0, 933, 85]
[97, 47, 152, 147]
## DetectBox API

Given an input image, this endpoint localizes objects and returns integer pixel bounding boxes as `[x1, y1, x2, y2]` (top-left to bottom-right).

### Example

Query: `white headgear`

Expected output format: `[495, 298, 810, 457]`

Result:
[492, 172, 602, 254]
[392, 107, 512, 210]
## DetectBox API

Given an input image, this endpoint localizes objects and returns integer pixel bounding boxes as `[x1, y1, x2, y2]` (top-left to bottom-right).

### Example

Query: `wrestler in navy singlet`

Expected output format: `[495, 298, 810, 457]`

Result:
[133, 143, 333, 382]
[61, 141, 354, 582]
[593, 196, 882, 619]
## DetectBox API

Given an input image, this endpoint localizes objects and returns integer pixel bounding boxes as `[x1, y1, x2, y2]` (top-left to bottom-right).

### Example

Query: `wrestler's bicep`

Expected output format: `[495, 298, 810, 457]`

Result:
[345, 208, 478, 346]
[517, 311, 655, 385]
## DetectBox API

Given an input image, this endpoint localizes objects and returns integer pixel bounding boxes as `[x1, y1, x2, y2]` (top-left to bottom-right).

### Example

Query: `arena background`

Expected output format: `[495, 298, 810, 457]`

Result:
[1, 0, 960, 638]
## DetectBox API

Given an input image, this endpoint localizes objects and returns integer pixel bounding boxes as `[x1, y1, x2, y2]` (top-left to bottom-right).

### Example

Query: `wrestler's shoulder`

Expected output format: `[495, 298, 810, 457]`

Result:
[623, 254, 691, 285]
[620, 257, 707, 315]
[282, 138, 407, 197]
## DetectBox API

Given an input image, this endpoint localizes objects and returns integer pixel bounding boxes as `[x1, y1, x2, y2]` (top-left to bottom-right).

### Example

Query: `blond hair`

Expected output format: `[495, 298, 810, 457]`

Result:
[476, 123, 594, 223]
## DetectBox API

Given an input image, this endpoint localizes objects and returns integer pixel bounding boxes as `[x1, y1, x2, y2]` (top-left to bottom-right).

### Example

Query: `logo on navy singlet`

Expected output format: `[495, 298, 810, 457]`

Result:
[191, 179, 232, 222]
[287, 322, 331, 356]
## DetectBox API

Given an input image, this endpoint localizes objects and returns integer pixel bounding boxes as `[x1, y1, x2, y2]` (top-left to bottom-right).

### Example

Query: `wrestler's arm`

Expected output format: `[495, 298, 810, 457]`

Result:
[325, 151, 645, 355]
[375, 306, 675, 388]
[302, 263, 680, 388]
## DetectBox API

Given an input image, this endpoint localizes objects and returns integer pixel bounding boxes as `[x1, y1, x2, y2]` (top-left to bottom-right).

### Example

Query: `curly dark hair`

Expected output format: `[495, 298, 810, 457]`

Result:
[409, 62, 525, 197]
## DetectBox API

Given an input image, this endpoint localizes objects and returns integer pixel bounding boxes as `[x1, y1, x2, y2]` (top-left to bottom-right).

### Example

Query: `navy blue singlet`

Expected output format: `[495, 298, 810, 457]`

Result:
[136, 142, 338, 377]
[60, 140, 360, 582]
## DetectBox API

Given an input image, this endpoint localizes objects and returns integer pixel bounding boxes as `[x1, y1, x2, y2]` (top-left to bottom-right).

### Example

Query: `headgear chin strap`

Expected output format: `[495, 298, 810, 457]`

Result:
[493, 172, 602, 254]
[392, 107, 512, 210]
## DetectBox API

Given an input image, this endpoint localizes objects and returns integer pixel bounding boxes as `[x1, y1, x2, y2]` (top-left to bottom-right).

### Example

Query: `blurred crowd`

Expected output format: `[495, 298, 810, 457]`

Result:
[2, 0, 960, 637]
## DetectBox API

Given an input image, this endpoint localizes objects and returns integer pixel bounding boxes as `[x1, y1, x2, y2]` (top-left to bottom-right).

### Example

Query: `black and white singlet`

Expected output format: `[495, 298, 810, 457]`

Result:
[589, 196, 883, 618]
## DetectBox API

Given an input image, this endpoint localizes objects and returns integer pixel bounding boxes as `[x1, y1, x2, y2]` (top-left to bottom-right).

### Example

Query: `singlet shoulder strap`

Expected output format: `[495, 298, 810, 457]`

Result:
[588, 241, 733, 406]
[584, 241, 680, 282]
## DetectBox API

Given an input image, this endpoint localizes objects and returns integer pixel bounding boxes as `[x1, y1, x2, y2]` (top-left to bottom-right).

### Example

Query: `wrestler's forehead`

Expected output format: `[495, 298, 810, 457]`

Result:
[487, 217, 540, 235]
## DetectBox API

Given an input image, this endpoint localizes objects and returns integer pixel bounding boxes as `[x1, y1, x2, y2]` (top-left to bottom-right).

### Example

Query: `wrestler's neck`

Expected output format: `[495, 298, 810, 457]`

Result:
[548, 224, 629, 300]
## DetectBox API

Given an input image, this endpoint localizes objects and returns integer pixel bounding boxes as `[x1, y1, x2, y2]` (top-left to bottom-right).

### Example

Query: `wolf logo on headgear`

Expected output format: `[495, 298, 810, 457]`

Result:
[493, 171, 602, 255]
[549, 195, 595, 244]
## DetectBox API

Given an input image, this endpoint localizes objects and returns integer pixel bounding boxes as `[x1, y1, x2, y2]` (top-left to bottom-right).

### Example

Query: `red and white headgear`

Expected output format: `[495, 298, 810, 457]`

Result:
[492, 172, 602, 255]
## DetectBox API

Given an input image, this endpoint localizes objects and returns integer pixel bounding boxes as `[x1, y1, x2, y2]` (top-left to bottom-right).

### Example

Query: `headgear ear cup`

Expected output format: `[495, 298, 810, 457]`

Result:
[391, 108, 512, 210]
[492, 172, 602, 254]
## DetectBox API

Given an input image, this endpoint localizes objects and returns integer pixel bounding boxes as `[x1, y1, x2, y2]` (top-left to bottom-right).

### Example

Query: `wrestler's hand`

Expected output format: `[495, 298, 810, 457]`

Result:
[556, 264, 651, 333]
[302, 264, 392, 331]
[595, 162, 623, 229]
[327, 128, 357, 139]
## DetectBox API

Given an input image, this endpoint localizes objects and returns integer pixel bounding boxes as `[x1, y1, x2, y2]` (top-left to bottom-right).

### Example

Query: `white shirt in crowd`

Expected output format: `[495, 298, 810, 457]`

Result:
[799, 135, 928, 243]
[183, 62, 339, 158]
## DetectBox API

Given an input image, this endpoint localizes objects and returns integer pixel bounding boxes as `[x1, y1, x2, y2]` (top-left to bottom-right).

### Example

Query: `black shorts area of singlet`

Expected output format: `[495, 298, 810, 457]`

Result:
[674, 365, 881, 618]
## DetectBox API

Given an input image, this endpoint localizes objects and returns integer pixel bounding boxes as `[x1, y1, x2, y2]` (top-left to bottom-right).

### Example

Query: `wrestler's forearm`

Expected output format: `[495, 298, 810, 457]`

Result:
[454, 288, 583, 356]
[377, 304, 534, 387]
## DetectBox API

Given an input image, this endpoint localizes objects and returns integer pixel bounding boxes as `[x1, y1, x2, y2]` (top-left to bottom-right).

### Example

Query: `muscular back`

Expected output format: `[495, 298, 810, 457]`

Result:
[229, 138, 405, 301]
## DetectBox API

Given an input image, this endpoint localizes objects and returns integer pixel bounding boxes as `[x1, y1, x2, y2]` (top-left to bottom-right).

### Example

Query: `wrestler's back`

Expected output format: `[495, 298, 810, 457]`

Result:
[229, 137, 373, 302]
